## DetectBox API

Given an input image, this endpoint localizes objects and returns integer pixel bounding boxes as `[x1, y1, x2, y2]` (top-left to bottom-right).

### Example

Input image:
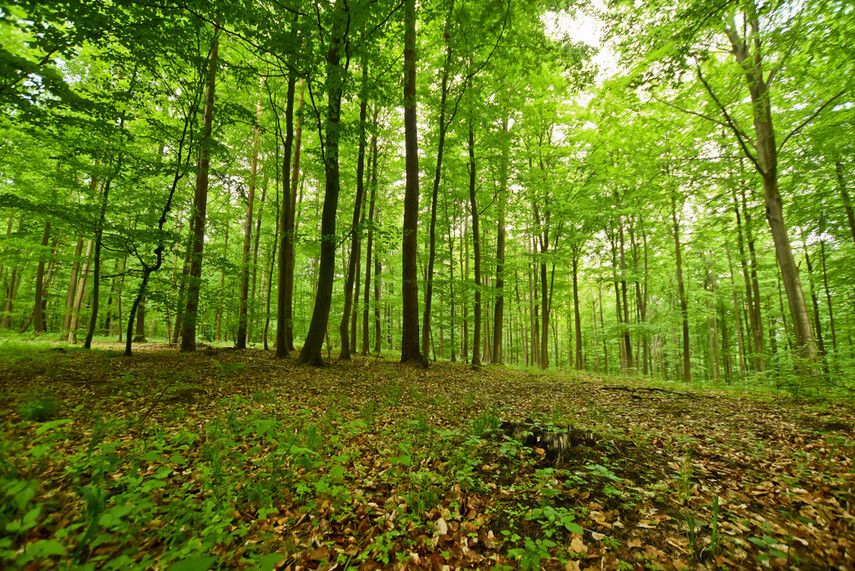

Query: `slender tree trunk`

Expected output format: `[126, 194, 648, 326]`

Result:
[803, 241, 829, 374]
[32, 221, 51, 333]
[237, 85, 263, 349]
[836, 161, 855, 248]
[340, 64, 368, 360]
[572, 252, 583, 369]
[598, 281, 608, 373]
[492, 115, 509, 365]
[69, 239, 94, 342]
[421, 19, 453, 366]
[373, 219, 382, 354]
[446, 195, 456, 362]
[400, 0, 421, 363]
[64, 235, 87, 334]
[263, 175, 280, 351]
[671, 193, 692, 382]
[733, 188, 760, 371]
[362, 108, 379, 355]
[285, 82, 303, 351]
[180, 28, 219, 353]
[617, 207, 632, 370]
[740, 186, 765, 371]
[726, 244, 746, 380]
[298, 2, 347, 365]
[276, 73, 298, 357]
[467, 119, 481, 368]
[820, 240, 837, 354]
[249, 179, 267, 343]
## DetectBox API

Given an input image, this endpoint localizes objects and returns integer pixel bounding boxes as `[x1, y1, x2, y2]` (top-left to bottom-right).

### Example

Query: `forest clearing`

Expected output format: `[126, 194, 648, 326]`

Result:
[1, 342, 853, 570]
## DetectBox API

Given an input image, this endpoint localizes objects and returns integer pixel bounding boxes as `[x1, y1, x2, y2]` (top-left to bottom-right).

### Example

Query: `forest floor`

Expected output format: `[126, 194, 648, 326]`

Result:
[0, 342, 853, 570]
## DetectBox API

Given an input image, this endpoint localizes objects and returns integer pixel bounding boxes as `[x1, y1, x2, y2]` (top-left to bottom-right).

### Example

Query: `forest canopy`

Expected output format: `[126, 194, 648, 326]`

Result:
[0, 0, 853, 391]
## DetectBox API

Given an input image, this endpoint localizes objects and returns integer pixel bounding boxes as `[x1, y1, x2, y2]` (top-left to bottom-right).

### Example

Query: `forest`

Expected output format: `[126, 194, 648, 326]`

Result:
[0, 0, 853, 569]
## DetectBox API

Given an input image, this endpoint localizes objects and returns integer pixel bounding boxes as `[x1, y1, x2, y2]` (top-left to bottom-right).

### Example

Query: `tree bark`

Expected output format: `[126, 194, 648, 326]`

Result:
[339, 63, 368, 360]
[492, 116, 509, 365]
[740, 185, 765, 371]
[297, 1, 348, 365]
[180, 28, 219, 352]
[362, 107, 379, 355]
[572, 252, 583, 369]
[400, 0, 421, 363]
[836, 161, 855, 248]
[276, 73, 298, 357]
[671, 192, 691, 382]
[820, 240, 837, 354]
[421, 20, 453, 366]
[237, 85, 263, 349]
[467, 119, 481, 369]
[33, 221, 51, 333]
[723, 8, 816, 368]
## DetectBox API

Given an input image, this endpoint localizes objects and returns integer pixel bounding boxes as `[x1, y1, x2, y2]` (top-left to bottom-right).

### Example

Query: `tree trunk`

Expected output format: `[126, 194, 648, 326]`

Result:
[572, 252, 583, 369]
[69, 239, 94, 342]
[421, 16, 454, 366]
[339, 63, 368, 360]
[297, 1, 347, 365]
[467, 119, 481, 369]
[724, 10, 816, 368]
[249, 178, 267, 342]
[617, 206, 632, 370]
[237, 85, 263, 349]
[180, 28, 219, 353]
[400, 0, 421, 364]
[671, 192, 691, 382]
[820, 240, 837, 354]
[32, 221, 51, 334]
[836, 162, 855, 247]
[803, 241, 829, 374]
[276, 73, 298, 357]
[362, 107, 379, 356]
[492, 116, 509, 365]
[740, 185, 765, 371]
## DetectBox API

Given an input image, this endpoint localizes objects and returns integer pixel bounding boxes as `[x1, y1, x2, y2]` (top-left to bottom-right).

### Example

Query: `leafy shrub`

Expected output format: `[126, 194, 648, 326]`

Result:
[18, 395, 60, 422]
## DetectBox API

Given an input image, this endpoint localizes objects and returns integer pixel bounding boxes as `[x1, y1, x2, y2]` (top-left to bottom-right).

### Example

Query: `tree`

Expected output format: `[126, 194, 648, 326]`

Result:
[297, 0, 350, 366]
[400, 0, 421, 364]
[608, 0, 854, 370]
[180, 27, 220, 353]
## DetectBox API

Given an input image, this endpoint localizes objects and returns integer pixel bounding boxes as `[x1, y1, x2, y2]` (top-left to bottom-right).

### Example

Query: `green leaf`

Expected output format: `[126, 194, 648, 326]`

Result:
[251, 553, 286, 571]
[168, 555, 217, 571]
[35, 418, 72, 435]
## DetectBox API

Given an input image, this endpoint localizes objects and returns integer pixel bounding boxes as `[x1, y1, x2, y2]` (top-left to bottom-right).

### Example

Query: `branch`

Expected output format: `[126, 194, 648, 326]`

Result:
[651, 94, 730, 128]
[696, 65, 763, 174]
[778, 87, 849, 153]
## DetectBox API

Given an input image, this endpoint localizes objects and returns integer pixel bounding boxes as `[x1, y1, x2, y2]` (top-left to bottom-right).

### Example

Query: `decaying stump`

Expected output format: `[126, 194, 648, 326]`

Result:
[495, 419, 607, 465]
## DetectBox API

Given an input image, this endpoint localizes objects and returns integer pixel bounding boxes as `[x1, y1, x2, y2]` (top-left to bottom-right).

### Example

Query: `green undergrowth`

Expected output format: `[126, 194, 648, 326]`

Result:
[1, 344, 852, 569]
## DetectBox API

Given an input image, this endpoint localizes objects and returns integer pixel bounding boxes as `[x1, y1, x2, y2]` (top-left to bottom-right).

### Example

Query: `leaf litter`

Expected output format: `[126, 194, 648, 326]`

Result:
[0, 343, 852, 569]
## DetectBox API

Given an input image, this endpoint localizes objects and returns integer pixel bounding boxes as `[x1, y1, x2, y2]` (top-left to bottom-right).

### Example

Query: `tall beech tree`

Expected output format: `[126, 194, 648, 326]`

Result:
[609, 0, 854, 370]
[400, 0, 421, 364]
[180, 27, 220, 353]
[297, 0, 349, 366]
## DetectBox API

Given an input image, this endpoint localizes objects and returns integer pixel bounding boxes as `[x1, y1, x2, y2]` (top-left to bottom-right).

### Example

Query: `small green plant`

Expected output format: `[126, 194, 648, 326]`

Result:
[526, 505, 584, 537]
[507, 536, 556, 570]
[18, 394, 60, 421]
[470, 404, 500, 437]
[211, 359, 245, 380]
[747, 534, 788, 561]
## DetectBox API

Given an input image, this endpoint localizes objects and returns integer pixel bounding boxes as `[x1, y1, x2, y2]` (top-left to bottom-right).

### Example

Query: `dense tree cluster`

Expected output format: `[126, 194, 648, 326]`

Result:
[0, 0, 852, 387]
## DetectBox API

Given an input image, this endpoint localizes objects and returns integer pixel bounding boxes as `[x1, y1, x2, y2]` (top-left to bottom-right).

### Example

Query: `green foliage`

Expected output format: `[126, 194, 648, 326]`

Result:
[17, 394, 60, 421]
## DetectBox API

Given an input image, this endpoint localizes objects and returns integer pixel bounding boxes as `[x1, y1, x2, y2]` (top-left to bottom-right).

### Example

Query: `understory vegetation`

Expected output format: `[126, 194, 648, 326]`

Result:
[1, 342, 852, 569]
